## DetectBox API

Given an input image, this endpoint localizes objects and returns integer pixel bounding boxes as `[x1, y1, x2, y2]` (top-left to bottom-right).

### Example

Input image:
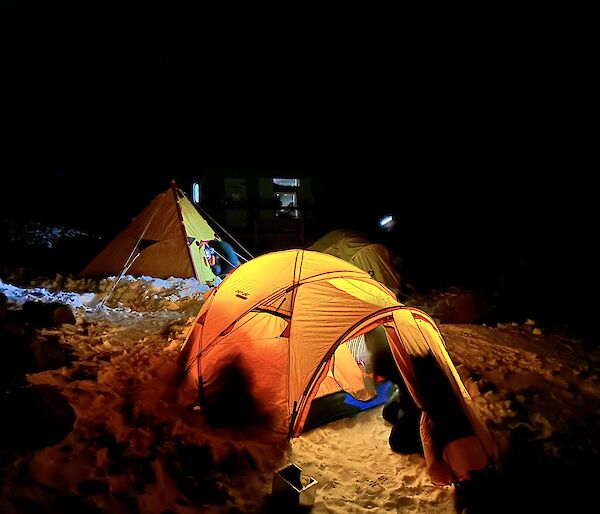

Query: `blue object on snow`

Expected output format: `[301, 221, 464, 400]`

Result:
[343, 380, 394, 410]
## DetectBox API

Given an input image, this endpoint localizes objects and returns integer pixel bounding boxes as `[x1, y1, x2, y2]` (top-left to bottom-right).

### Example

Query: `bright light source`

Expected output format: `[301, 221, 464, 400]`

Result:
[379, 215, 393, 227]
[273, 178, 299, 187]
[192, 182, 200, 204]
[379, 215, 395, 232]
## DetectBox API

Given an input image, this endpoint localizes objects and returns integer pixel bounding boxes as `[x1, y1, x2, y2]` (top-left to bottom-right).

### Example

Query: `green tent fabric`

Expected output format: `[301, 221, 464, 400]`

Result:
[309, 230, 402, 292]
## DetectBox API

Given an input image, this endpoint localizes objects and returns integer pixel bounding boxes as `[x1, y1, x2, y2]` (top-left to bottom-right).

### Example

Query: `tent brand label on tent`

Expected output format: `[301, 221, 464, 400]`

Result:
[235, 289, 250, 300]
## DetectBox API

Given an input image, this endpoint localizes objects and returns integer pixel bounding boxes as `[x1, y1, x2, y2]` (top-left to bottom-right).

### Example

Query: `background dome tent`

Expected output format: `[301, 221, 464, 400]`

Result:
[79, 183, 248, 286]
[308, 229, 402, 293]
[178, 250, 499, 486]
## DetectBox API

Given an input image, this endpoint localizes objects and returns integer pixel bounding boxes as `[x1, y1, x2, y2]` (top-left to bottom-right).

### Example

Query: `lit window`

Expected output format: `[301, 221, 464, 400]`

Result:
[273, 177, 300, 219]
[273, 178, 300, 187]
[276, 192, 297, 208]
[192, 182, 200, 204]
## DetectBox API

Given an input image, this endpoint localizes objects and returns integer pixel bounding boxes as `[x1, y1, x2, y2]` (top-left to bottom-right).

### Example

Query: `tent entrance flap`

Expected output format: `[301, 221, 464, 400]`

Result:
[290, 304, 499, 485]
[303, 331, 393, 434]
[315, 334, 376, 401]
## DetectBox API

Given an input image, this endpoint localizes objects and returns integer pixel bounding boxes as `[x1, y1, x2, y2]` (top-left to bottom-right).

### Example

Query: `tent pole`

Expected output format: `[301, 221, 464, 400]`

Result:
[97, 203, 160, 309]
[233, 250, 249, 263]
[176, 186, 253, 261]
[171, 182, 202, 282]
[97, 253, 141, 308]
[211, 247, 235, 269]
[197, 205, 254, 260]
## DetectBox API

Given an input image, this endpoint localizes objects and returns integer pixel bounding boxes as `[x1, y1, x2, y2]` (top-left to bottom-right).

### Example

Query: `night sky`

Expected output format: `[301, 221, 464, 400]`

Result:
[2, 11, 598, 335]
[2, 15, 597, 211]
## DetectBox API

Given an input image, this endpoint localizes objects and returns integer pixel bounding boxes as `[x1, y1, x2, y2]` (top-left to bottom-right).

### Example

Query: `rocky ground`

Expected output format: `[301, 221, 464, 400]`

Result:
[1, 271, 599, 513]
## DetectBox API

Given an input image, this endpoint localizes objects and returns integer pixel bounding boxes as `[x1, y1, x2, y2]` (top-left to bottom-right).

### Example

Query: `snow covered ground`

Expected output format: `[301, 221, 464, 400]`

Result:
[1, 273, 599, 513]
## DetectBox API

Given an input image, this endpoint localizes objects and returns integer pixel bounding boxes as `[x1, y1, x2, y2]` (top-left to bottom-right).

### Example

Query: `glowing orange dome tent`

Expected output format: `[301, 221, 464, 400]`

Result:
[178, 250, 498, 485]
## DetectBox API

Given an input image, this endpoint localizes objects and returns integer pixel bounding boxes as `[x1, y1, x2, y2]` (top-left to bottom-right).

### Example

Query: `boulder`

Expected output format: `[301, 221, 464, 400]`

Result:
[21, 301, 76, 328]
[433, 291, 488, 324]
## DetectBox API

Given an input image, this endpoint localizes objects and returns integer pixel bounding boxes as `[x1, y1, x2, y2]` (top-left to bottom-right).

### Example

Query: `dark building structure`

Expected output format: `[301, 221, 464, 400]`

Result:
[189, 168, 335, 254]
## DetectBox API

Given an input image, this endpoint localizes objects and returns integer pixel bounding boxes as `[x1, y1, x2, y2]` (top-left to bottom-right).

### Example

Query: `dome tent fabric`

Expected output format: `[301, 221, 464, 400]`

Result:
[178, 250, 499, 486]
[80, 183, 217, 284]
[308, 229, 402, 292]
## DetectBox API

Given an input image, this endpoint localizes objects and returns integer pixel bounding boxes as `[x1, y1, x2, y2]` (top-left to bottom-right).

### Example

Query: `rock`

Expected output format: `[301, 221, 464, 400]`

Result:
[161, 300, 181, 311]
[52, 305, 76, 325]
[455, 364, 472, 382]
[21, 301, 76, 328]
[30, 335, 69, 370]
[0, 384, 75, 451]
[433, 292, 483, 324]
[465, 378, 481, 398]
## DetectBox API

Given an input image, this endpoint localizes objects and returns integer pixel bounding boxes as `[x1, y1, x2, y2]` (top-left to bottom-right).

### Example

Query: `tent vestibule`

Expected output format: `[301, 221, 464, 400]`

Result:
[178, 249, 498, 485]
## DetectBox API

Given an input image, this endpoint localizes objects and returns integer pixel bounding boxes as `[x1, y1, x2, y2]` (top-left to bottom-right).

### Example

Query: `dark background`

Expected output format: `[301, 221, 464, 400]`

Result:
[1, 10, 598, 338]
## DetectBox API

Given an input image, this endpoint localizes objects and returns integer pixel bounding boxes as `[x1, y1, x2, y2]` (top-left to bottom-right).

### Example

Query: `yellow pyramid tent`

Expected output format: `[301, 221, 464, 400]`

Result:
[309, 229, 402, 292]
[178, 250, 499, 486]
[80, 183, 217, 284]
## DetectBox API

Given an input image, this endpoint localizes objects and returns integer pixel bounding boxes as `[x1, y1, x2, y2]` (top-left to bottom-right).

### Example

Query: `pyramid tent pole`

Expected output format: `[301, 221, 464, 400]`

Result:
[171, 182, 202, 281]
[232, 250, 250, 263]
[211, 247, 235, 269]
